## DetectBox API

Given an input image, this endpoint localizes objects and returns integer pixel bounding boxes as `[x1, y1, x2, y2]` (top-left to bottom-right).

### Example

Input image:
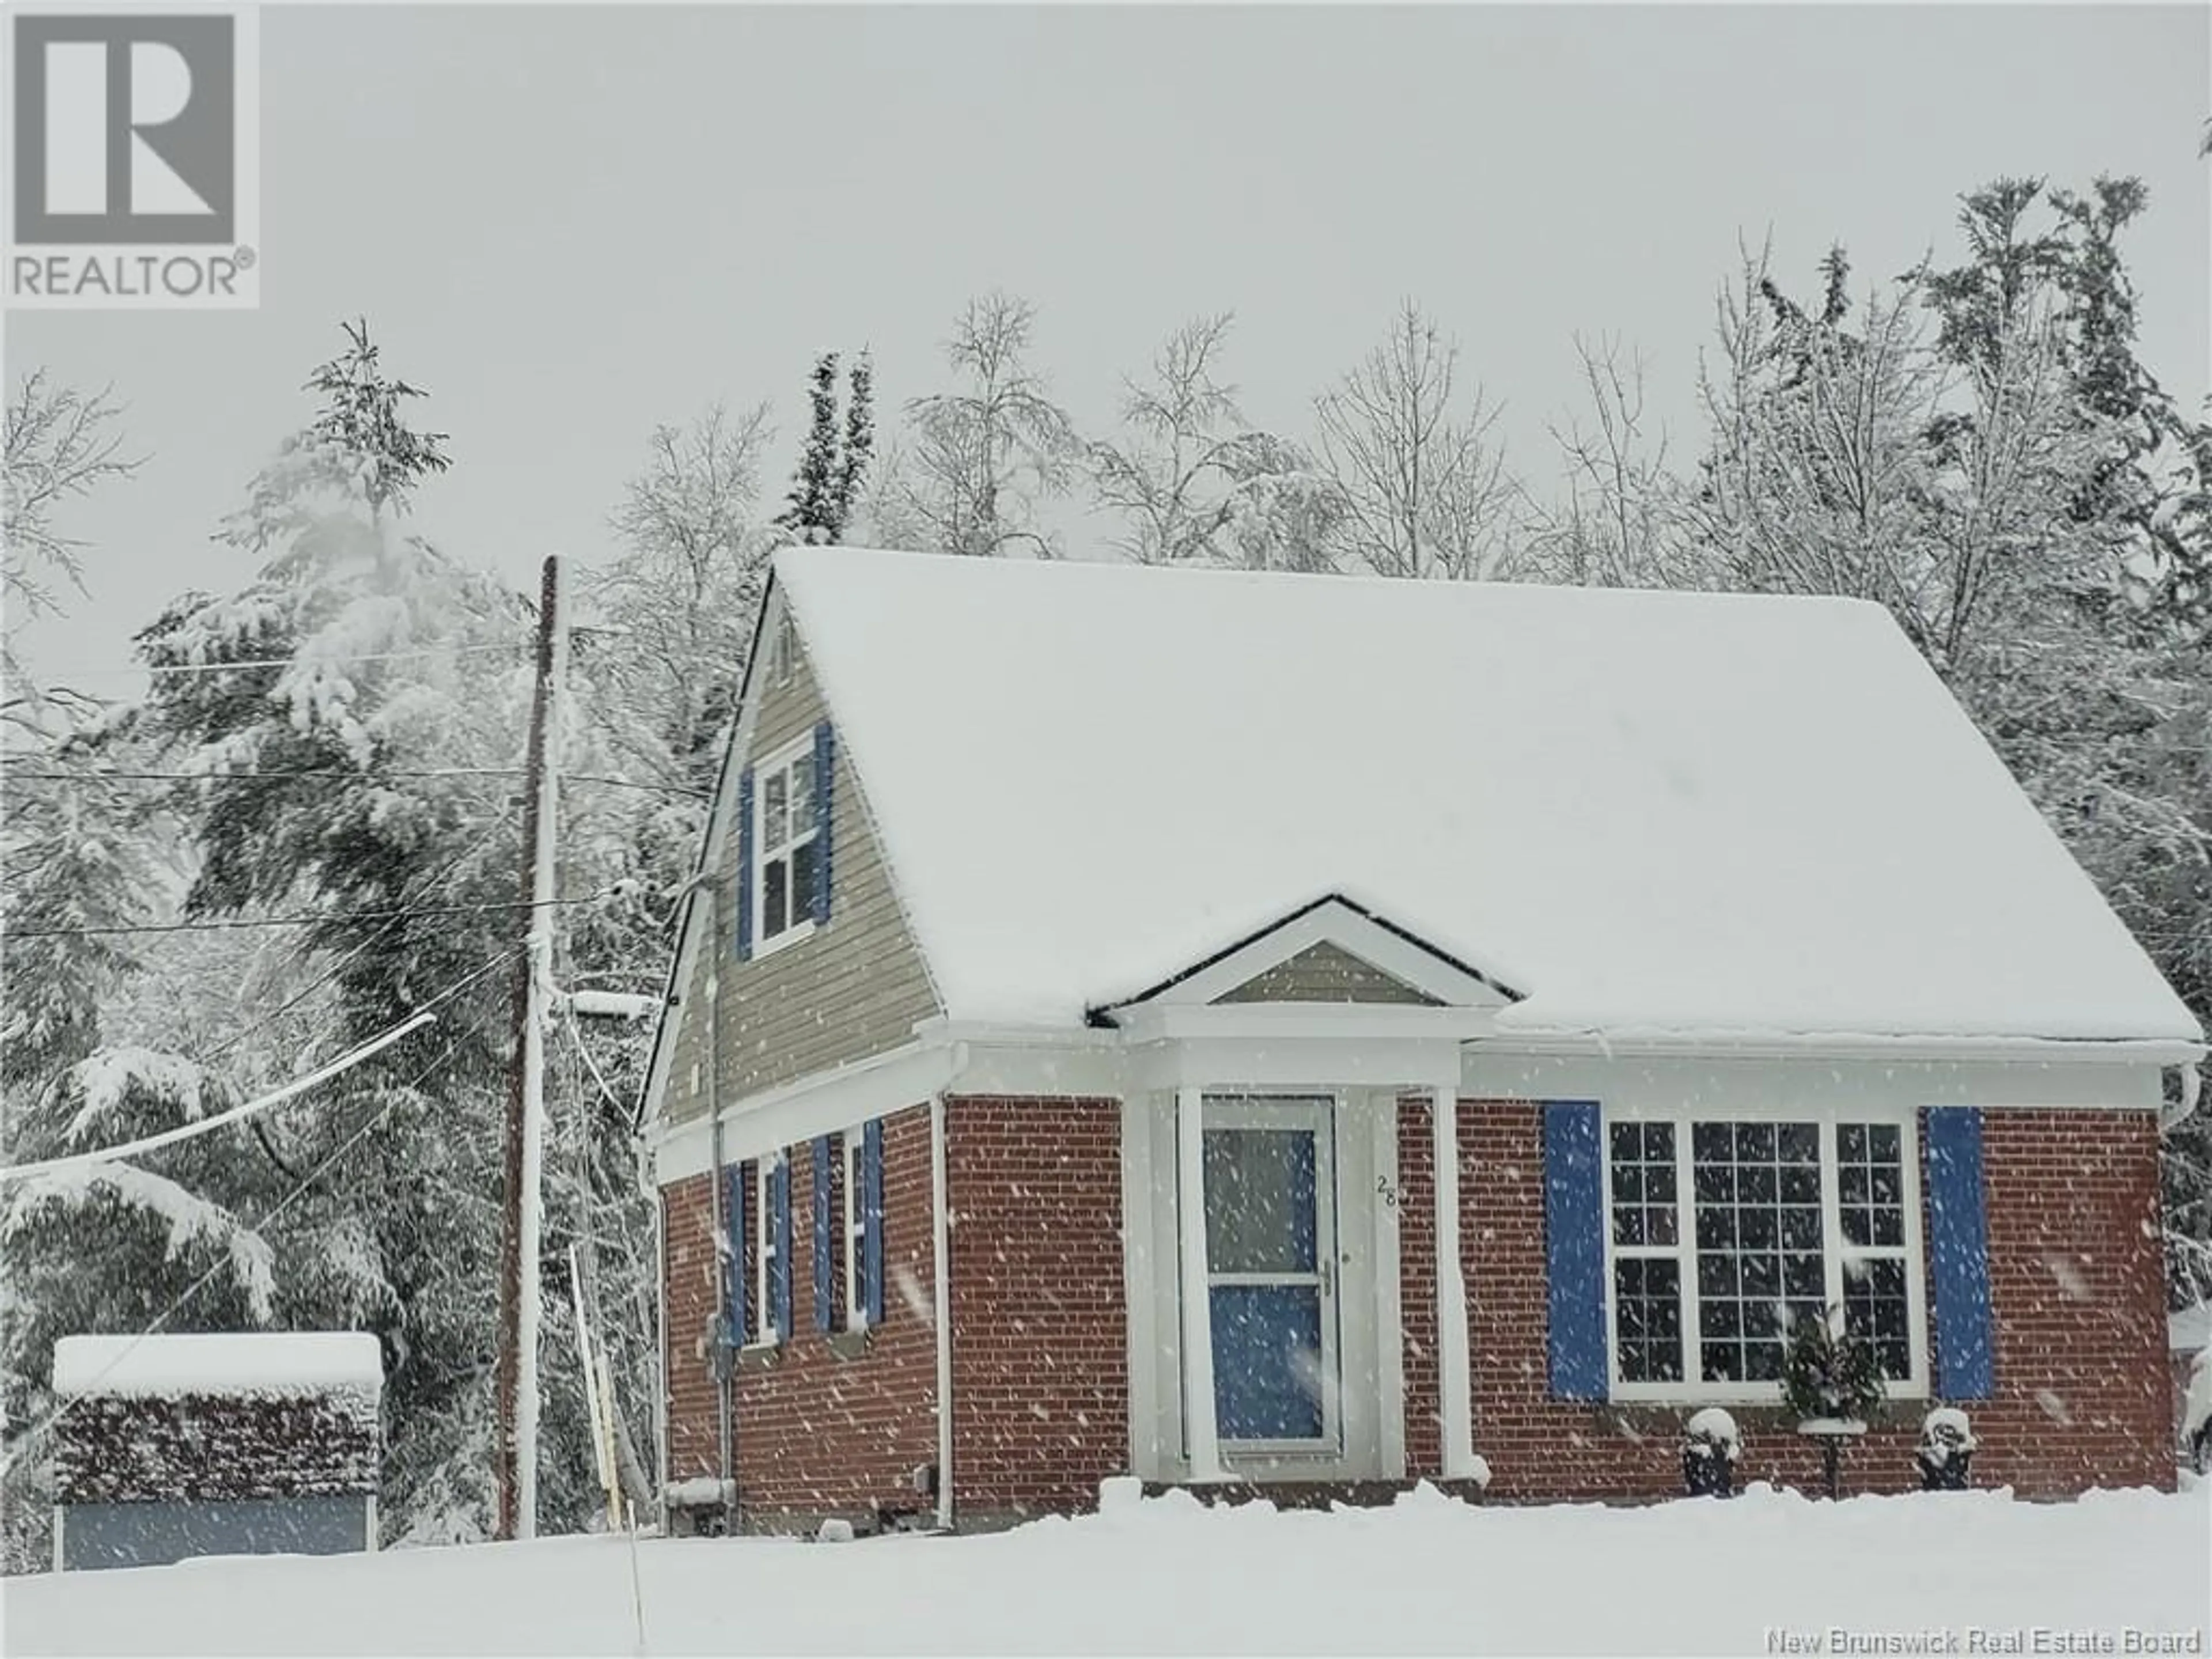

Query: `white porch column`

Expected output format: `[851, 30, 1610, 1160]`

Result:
[1176, 1084, 1222, 1480]
[1431, 1082, 1478, 1479]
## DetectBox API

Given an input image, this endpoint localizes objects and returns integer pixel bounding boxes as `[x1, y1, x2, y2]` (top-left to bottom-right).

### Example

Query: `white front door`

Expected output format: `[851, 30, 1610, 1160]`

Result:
[1202, 1094, 1339, 1453]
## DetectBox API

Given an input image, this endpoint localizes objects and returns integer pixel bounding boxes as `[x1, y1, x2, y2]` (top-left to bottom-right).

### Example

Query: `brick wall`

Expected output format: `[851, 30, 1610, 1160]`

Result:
[1461, 1099, 2175, 1502]
[1965, 1108, 2172, 1493]
[661, 1171, 721, 1486]
[945, 1095, 1129, 1522]
[660, 1105, 940, 1529]
[1395, 1098, 1441, 1475]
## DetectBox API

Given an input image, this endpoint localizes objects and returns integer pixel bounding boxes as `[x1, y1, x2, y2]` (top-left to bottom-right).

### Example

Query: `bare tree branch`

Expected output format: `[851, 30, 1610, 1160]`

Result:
[1314, 301, 1520, 580]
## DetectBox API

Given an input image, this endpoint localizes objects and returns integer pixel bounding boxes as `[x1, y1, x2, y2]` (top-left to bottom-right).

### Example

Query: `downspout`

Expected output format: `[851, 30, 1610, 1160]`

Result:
[645, 1130, 669, 1529]
[706, 880, 736, 1537]
[2162, 1062, 2203, 1134]
[930, 1086, 955, 1531]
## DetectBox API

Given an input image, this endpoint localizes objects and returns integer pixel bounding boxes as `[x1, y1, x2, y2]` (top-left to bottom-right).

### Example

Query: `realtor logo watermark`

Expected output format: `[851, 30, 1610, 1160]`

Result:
[5, 6, 259, 308]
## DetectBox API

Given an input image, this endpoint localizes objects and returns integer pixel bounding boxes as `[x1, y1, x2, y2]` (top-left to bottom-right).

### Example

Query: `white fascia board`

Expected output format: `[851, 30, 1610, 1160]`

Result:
[652, 1039, 961, 1184]
[1119, 896, 1513, 1012]
[1130, 1035, 1466, 1094]
[1464, 1044, 2171, 1114]
[911, 1017, 1119, 1051]
[633, 586, 783, 1132]
[1483, 1028, 2205, 1067]
[946, 1041, 1127, 1101]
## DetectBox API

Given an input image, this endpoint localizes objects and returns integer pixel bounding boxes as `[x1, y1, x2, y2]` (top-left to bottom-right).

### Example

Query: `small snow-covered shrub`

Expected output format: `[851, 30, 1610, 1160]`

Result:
[1681, 1407, 1742, 1497]
[1916, 1407, 1977, 1490]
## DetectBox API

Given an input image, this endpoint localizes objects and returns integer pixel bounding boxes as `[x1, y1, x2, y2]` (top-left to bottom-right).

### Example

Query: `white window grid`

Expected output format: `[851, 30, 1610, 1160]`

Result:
[753, 1156, 780, 1348]
[1600, 1108, 1929, 1406]
[842, 1131, 866, 1332]
[752, 735, 819, 957]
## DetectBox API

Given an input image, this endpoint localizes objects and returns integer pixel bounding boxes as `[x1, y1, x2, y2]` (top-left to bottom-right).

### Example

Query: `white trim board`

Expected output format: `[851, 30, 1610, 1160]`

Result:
[656, 1021, 2180, 1187]
[653, 1042, 961, 1183]
[631, 585, 785, 1138]
[1099, 896, 1517, 1015]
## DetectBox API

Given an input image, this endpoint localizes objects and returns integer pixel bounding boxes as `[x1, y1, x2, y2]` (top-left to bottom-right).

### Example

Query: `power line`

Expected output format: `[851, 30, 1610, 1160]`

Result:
[52, 644, 531, 679]
[194, 821, 513, 1073]
[5, 764, 707, 799]
[5, 889, 624, 941]
[1, 1010, 438, 1183]
[6, 942, 521, 1183]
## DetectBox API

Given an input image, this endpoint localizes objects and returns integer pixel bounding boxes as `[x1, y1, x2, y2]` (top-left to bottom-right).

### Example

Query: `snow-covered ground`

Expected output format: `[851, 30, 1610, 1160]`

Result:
[9, 1480, 2209, 1657]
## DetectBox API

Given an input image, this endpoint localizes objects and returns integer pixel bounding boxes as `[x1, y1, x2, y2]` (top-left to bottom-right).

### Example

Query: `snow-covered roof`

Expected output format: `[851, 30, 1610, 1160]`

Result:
[52, 1332, 384, 1400]
[776, 547, 2202, 1048]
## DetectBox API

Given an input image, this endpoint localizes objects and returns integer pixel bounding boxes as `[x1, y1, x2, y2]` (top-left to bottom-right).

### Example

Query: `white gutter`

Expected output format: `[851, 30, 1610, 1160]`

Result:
[1482, 1027, 2206, 1067]
[919, 1013, 2206, 1069]
[929, 1091, 955, 1531]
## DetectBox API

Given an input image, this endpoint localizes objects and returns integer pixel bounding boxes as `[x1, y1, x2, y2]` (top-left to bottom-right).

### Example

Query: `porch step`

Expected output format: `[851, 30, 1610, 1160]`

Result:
[1137, 1478, 1489, 1510]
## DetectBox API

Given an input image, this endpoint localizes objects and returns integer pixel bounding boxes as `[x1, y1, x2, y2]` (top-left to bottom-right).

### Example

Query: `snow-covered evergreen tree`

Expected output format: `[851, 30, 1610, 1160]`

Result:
[772, 353, 874, 547]
[1, 324, 665, 1556]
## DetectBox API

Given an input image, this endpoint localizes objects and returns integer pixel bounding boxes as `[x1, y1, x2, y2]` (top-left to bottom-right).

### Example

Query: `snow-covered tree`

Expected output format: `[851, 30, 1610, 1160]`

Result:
[1315, 301, 1520, 581]
[1919, 177, 2212, 641]
[2, 372, 141, 737]
[774, 353, 874, 547]
[1089, 315, 1260, 566]
[896, 291, 1078, 558]
[1521, 334, 1699, 590]
[591, 403, 776, 797]
[5, 322, 665, 1551]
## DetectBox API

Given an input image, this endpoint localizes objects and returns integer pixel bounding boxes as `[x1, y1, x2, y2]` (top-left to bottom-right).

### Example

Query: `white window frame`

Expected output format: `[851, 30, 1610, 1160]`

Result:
[751, 734, 819, 960]
[843, 1131, 866, 1332]
[766, 611, 796, 688]
[752, 1157, 781, 1350]
[1600, 1106, 1929, 1406]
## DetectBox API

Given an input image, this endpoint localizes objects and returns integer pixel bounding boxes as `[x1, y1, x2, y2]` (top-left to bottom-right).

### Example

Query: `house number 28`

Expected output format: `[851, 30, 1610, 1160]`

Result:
[1375, 1176, 1398, 1209]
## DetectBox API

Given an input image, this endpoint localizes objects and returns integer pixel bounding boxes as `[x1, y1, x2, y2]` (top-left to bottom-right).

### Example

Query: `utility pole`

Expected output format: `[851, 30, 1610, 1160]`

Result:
[497, 555, 566, 1542]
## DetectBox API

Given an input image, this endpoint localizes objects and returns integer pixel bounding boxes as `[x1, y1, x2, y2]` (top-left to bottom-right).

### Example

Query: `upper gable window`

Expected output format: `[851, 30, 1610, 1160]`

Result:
[766, 612, 796, 688]
[754, 736, 819, 954]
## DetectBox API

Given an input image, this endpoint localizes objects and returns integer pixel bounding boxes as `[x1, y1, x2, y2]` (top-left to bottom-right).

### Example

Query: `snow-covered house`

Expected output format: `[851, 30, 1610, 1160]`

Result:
[639, 546, 2202, 1531]
[51, 1332, 382, 1569]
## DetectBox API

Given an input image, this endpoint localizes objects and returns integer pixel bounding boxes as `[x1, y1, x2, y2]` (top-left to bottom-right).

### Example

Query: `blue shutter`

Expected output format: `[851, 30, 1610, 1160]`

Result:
[813, 1136, 835, 1332]
[726, 1165, 747, 1343]
[862, 1118, 885, 1327]
[771, 1156, 793, 1343]
[1926, 1107, 1995, 1400]
[1543, 1100, 1608, 1400]
[734, 766, 756, 961]
[811, 721, 835, 926]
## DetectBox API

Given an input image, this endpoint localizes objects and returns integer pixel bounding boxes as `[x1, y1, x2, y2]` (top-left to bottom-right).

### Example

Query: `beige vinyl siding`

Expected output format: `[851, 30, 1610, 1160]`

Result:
[1212, 940, 1439, 1006]
[662, 631, 941, 1124]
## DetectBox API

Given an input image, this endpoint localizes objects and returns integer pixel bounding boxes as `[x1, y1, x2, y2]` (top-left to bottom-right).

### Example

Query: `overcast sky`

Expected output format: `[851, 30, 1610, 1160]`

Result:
[12, 2, 2210, 684]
